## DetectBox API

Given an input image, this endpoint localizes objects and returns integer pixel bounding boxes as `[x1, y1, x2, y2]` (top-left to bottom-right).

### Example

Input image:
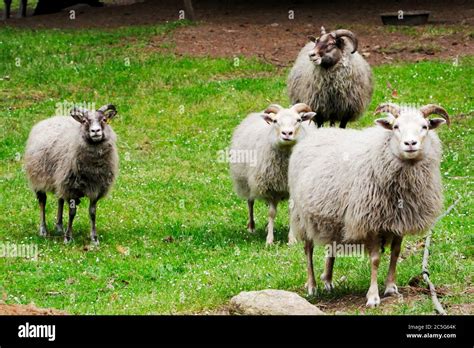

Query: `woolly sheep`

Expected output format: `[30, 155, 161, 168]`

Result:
[24, 104, 119, 245]
[287, 27, 373, 128]
[288, 103, 450, 307]
[230, 103, 316, 245]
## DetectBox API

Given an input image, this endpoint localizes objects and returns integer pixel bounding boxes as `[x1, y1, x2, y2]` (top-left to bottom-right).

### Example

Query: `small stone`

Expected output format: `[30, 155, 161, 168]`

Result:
[230, 289, 324, 315]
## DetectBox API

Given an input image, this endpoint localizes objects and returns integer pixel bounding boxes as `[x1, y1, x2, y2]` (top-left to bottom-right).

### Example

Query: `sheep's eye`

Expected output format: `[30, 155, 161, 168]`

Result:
[393, 125, 399, 130]
[422, 125, 428, 130]
[297, 119, 302, 123]
[272, 119, 277, 123]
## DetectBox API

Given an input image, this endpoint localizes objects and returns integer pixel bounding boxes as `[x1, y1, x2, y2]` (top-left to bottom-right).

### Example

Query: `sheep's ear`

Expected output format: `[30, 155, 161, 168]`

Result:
[428, 118, 446, 130]
[261, 113, 275, 125]
[301, 112, 316, 122]
[70, 107, 87, 123]
[98, 104, 117, 120]
[335, 37, 345, 49]
[308, 35, 317, 43]
[375, 118, 393, 130]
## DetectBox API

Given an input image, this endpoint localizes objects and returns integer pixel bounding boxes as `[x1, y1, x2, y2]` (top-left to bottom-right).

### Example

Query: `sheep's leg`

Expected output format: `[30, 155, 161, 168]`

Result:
[366, 241, 381, 307]
[287, 227, 297, 245]
[315, 115, 324, 128]
[247, 199, 255, 233]
[36, 191, 47, 237]
[304, 239, 316, 295]
[384, 236, 402, 296]
[89, 199, 99, 245]
[55, 198, 64, 234]
[19, 0, 27, 17]
[320, 256, 335, 291]
[64, 199, 76, 243]
[329, 121, 336, 127]
[4, 0, 12, 19]
[266, 200, 277, 245]
[339, 119, 348, 129]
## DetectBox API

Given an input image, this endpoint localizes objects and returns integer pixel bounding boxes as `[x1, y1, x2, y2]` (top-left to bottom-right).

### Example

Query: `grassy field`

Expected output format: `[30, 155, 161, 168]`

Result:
[0, 23, 472, 314]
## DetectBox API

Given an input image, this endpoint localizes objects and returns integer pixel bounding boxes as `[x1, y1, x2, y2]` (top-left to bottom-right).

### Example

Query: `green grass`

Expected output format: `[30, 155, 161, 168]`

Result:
[0, 23, 472, 314]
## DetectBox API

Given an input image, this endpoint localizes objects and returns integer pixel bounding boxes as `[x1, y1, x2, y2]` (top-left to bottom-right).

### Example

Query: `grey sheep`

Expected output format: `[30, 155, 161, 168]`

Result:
[288, 103, 450, 307]
[288, 27, 373, 128]
[25, 104, 119, 244]
[230, 103, 316, 245]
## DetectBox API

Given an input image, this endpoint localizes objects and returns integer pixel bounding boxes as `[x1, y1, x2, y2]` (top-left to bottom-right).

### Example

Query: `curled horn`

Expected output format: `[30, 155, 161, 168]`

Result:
[98, 104, 116, 114]
[374, 103, 401, 118]
[97, 104, 117, 119]
[320, 26, 326, 35]
[332, 29, 358, 53]
[291, 103, 312, 113]
[264, 104, 283, 114]
[420, 104, 450, 126]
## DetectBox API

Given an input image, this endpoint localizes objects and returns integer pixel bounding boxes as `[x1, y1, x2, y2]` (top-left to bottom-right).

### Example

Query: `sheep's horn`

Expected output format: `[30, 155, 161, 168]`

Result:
[264, 104, 283, 114]
[332, 29, 358, 53]
[420, 104, 450, 126]
[374, 103, 401, 118]
[320, 26, 326, 35]
[98, 104, 116, 114]
[291, 103, 312, 113]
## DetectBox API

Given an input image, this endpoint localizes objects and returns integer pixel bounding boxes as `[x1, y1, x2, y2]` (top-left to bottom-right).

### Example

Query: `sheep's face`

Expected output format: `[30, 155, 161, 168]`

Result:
[307, 28, 358, 69]
[262, 109, 316, 146]
[71, 105, 117, 143]
[308, 34, 344, 69]
[376, 111, 446, 160]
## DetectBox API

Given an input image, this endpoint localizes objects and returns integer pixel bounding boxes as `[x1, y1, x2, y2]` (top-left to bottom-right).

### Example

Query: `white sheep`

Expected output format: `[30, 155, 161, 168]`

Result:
[24, 104, 119, 245]
[288, 27, 373, 128]
[288, 103, 450, 307]
[230, 103, 316, 245]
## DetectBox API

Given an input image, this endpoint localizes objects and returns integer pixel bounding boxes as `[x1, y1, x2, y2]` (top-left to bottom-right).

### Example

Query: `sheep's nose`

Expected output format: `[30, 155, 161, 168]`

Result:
[308, 52, 316, 58]
[404, 140, 417, 146]
[90, 127, 101, 134]
[282, 131, 293, 137]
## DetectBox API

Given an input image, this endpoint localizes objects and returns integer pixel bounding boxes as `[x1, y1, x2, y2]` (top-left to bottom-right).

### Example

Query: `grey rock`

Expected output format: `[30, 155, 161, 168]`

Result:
[230, 289, 324, 315]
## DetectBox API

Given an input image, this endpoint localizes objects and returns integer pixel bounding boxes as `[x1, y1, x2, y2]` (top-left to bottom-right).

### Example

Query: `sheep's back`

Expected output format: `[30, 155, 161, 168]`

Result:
[230, 113, 290, 201]
[290, 127, 444, 243]
[289, 128, 383, 243]
[25, 117, 79, 194]
[289, 128, 366, 216]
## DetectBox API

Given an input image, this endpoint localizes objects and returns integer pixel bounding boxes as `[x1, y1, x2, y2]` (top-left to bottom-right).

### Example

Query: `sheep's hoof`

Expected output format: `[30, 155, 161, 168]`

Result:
[64, 235, 73, 244]
[366, 295, 381, 308]
[265, 236, 274, 245]
[247, 222, 255, 234]
[305, 282, 317, 296]
[55, 224, 64, 234]
[39, 225, 47, 237]
[91, 237, 100, 246]
[287, 236, 298, 246]
[384, 284, 400, 297]
[323, 281, 334, 292]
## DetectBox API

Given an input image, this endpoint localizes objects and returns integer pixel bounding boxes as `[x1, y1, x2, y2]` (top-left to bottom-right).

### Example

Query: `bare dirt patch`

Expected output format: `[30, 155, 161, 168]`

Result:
[2, 0, 473, 66]
[166, 22, 473, 66]
[0, 303, 67, 315]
